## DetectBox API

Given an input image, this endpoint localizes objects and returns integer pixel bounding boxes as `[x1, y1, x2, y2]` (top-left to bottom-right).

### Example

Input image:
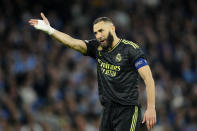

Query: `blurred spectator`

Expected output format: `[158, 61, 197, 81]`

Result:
[0, 0, 197, 130]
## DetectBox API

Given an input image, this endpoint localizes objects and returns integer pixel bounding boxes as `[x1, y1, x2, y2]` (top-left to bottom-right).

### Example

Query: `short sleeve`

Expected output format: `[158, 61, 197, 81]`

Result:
[128, 45, 146, 65]
[84, 39, 99, 59]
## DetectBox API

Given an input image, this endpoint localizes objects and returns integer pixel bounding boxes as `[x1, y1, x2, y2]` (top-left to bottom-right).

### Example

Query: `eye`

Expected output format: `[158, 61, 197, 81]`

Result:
[98, 29, 104, 33]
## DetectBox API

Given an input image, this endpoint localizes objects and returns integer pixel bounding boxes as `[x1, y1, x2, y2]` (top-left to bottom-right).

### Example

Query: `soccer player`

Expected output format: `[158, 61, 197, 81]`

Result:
[29, 13, 156, 131]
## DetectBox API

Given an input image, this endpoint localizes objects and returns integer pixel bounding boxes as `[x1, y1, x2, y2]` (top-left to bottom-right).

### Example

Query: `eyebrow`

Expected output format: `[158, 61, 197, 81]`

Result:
[94, 29, 104, 34]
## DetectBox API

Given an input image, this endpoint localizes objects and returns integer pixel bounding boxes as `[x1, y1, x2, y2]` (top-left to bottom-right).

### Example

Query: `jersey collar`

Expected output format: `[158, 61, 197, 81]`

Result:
[108, 39, 122, 52]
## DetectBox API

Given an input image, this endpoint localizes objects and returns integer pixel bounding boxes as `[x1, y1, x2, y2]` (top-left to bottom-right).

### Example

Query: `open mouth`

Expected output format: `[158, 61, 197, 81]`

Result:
[100, 40, 106, 44]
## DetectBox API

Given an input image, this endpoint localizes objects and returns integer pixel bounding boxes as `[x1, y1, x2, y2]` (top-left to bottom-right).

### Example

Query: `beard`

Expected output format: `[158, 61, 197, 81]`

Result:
[102, 32, 114, 50]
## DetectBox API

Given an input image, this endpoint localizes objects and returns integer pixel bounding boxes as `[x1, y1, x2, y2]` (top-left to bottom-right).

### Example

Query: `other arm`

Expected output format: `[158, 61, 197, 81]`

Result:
[138, 65, 156, 130]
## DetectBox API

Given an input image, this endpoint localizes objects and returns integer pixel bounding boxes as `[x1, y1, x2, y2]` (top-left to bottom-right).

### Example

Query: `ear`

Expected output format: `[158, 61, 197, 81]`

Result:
[111, 25, 115, 32]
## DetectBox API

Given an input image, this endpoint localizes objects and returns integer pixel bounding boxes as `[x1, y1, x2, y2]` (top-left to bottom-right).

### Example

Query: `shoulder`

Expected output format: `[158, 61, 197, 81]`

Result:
[120, 39, 146, 60]
[121, 39, 140, 50]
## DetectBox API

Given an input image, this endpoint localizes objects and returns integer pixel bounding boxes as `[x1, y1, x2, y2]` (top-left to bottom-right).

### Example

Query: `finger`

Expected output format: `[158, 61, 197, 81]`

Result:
[151, 117, 157, 129]
[29, 19, 38, 21]
[40, 12, 49, 25]
[28, 19, 34, 23]
[142, 116, 146, 123]
[150, 116, 156, 126]
[153, 118, 157, 127]
[29, 19, 38, 24]
[149, 120, 153, 129]
[147, 124, 150, 130]
[28, 21, 36, 26]
[29, 23, 35, 26]
[40, 13, 46, 19]
[152, 118, 156, 125]
[29, 20, 37, 24]
[146, 120, 150, 130]
[29, 21, 38, 26]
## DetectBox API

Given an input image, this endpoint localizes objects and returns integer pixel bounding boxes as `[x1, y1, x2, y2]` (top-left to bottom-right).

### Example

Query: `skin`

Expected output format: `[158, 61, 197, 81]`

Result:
[29, 12, 156, 130]
[93, 21, 120, 50]
[138, 66, 156, 130]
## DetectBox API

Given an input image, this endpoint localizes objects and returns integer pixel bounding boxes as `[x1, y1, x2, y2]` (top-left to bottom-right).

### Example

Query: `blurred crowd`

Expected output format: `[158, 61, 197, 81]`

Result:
[0, 0, 197, 130]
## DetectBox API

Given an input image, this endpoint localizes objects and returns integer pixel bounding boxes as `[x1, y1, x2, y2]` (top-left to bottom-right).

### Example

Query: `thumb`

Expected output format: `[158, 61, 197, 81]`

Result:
[40, 12, 49, 25]
[142, 115, 146, 123]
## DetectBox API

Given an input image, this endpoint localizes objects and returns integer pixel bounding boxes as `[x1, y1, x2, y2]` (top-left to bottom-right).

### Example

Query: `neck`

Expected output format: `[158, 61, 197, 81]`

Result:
[111, 36, 120, 48]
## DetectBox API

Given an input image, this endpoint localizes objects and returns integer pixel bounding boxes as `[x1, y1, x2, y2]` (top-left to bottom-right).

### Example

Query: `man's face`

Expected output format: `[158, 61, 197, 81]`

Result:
[93, 21, 114, 49]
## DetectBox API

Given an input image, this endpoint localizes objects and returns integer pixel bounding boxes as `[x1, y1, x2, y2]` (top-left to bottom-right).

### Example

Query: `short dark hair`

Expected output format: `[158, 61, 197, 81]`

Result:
[93, 17, 113, 25]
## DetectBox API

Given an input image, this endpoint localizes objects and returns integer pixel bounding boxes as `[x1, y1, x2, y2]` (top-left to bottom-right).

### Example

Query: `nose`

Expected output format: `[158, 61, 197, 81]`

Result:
[96, 32, 102, 40]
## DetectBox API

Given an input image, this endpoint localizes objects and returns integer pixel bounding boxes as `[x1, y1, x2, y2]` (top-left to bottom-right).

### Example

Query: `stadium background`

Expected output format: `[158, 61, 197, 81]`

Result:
[0, 0, 197, 130]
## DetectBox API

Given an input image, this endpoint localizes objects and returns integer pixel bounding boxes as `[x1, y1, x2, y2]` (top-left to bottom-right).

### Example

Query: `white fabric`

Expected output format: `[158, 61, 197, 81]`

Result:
[34, 20, 54, 35]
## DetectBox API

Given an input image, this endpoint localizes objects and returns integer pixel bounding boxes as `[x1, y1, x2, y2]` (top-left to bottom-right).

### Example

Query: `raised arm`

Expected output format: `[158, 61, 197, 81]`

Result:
[138, 65, 156, 130]
[28, 12, 87, 54]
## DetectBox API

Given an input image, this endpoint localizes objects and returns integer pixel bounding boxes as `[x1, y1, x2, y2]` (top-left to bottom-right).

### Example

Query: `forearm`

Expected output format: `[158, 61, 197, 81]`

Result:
[138, 66, 155, 108]
[29, 16, 87, 54]
[144, 77, 155, 108]
[51, 29, 87, 54]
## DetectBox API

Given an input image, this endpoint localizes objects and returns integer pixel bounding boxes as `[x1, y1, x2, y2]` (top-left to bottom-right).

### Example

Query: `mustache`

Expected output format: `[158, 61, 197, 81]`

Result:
[97, 32, 114, 50]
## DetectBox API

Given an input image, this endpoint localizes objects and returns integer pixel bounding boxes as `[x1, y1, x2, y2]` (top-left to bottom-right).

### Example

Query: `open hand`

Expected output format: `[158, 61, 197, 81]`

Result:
[28, 12, 54, 35]
[29, 12, 49, 26]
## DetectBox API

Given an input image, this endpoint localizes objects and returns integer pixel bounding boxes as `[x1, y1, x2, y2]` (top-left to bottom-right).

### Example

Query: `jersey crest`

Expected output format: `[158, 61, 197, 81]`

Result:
[115, 53, 122, 62]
